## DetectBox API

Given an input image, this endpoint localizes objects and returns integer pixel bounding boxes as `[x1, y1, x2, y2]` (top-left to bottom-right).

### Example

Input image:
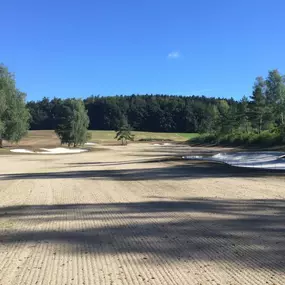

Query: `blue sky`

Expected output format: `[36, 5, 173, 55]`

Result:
[1, 0, 285, 101]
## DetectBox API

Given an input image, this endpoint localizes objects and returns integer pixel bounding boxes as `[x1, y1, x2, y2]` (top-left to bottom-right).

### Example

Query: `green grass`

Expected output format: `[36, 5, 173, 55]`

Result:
[1, 130, 199, 150]
[88, 130, 116, 142]
[89, 130, 199, 143]
[176, 133, 200, 139]
[188, 131, 285, 149]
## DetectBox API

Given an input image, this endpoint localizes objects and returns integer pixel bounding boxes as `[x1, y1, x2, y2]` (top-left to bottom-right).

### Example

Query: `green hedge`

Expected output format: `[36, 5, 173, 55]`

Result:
[189, 131, 283, 147]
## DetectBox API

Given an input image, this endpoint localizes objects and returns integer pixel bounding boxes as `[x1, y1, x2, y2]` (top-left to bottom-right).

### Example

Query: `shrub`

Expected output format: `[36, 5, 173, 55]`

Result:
[188, 130, 283, 147]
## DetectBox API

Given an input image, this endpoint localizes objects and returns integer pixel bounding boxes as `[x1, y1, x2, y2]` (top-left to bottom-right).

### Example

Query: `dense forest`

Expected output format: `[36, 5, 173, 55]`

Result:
[27, 94, 233, 133]
[27, 69, 285, 146]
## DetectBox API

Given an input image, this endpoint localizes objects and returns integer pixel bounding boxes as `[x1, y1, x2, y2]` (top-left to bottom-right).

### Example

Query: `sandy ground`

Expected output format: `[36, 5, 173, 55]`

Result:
[0, 143, 285, 285]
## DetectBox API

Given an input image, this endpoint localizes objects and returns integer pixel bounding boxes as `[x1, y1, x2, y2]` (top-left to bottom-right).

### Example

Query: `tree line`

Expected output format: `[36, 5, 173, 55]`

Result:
[27, 69, 285, 140]
[28, 95, 236, 133]
[191, 69, 285, 146]
[2, 62, 285, 147]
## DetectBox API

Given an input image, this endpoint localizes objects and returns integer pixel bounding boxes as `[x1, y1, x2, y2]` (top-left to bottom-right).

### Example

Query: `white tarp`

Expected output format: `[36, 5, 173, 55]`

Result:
[183, 152, 285, 170]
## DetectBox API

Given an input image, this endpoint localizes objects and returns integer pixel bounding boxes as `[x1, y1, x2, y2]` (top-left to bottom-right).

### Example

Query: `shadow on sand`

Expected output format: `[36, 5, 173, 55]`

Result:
[0, 198, 285, 271]
[0, 161, 284, 181]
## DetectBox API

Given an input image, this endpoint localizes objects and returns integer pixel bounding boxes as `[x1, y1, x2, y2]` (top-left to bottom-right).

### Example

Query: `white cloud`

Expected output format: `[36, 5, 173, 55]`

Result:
[168, 51, 180, 59]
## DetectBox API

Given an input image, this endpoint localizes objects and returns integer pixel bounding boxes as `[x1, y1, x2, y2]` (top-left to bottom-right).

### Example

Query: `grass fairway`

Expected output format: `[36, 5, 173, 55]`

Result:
[176, 133, 201, 139]
[3, 130, 199, 149]
[89, 130, 199, 143]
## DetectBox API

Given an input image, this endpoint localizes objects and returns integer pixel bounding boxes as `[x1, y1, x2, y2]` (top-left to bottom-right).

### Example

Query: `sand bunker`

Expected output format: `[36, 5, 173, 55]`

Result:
[11, 147, 88, 154]
[85, 142, 96, 146]
[152, 143, 173, 146]
[183, 152, 285, 170]
[10, 149, 34, 154]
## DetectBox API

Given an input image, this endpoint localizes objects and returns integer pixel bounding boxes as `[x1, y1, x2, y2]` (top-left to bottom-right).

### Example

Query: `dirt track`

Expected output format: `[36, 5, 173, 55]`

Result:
[0, 143, 285, 285]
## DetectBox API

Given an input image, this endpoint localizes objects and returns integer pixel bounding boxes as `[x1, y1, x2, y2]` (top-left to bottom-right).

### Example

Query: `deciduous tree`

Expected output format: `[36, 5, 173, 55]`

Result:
[0, 64, 30, 147]
[55, 99, 90, 147]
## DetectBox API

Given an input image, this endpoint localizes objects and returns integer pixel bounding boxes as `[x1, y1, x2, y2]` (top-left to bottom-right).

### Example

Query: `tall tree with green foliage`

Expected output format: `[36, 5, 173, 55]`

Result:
[55, 99, 90, 147]
[250, 77, 267, 133]
[266, 69, 285, 125]
[237, 96, 250, 133]
[115, 117, 134, 145]
[0, 64, 30, 147]
[216, 100, 231, 134]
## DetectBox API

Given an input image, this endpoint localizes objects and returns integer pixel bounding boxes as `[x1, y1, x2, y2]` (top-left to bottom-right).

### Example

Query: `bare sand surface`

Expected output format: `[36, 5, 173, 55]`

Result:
[0, 143, 285, 285]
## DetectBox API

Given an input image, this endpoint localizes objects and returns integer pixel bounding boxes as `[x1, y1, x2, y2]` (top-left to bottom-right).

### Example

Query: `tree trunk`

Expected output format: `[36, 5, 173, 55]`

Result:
[0, 139, 2, 148]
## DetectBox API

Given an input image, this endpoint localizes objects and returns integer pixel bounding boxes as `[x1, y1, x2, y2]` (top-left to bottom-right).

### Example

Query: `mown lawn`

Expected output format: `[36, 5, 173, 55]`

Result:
[89, 130, 199, 143]
[176, 133, 200, 139]
[3, 130, 199, 149]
